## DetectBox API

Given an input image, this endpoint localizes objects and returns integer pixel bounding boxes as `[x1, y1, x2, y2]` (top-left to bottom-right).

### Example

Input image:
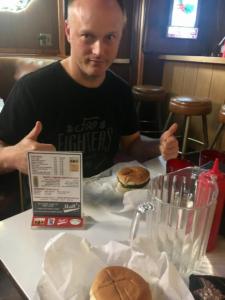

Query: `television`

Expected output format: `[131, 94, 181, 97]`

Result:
[167, 0, 200, 39]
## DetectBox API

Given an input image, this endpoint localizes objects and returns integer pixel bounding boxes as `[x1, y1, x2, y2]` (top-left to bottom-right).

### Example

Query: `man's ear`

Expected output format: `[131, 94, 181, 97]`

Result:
[64, 20, 71, 43]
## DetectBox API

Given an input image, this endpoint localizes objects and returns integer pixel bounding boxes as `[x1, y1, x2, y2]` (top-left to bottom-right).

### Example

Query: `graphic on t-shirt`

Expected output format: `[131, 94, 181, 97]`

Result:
[57, 117, 113, 153]
[57, 117, 115, 176]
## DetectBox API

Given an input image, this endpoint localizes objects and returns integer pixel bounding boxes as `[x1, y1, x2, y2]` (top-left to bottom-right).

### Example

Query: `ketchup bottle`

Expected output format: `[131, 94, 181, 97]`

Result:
[206, 159, 225, 251]
[196, 159, 225, 251]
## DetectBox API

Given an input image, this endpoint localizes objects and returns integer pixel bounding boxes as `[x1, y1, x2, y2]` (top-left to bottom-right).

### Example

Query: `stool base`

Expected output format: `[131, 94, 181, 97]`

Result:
[164, 113, 209, 156]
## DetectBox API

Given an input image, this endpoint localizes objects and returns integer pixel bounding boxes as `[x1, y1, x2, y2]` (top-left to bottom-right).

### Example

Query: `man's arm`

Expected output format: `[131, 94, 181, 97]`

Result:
[120, 123, 179, 162]
[0, 121, 55, 175]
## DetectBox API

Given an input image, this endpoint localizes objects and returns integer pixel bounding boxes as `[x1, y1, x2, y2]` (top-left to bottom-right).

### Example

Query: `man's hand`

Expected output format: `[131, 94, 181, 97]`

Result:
[159, 123, 179, 160]
[11, 121, 55, 174]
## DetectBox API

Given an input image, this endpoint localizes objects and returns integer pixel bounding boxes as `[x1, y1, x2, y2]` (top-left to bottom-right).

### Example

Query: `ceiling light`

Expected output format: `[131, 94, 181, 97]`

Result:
[0, 0, 32, 13]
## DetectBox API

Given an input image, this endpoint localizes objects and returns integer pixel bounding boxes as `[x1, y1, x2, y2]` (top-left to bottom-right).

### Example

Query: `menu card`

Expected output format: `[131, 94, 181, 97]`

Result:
[27, 151, 83, 228]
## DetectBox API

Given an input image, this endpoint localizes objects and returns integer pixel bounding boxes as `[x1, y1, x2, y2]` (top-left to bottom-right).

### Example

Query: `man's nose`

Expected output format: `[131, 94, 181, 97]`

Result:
[92, 40, 104, 57]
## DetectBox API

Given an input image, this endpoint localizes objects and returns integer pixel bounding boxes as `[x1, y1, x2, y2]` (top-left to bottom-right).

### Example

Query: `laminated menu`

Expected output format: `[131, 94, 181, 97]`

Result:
[27, 151, 83, 228]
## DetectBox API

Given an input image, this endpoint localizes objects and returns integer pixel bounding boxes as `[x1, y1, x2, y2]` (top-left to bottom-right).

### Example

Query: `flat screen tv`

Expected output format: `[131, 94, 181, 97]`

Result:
[167, 0, 200, 39]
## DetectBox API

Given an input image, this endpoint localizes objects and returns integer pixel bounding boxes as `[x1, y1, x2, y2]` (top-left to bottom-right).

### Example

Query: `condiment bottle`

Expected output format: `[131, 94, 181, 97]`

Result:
[196, 159, 225, 251]
[206, 159, 225, 251]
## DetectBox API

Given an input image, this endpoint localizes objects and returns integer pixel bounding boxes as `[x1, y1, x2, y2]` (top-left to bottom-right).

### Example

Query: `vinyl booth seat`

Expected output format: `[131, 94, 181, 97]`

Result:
[0, 55, 60, 101]
[0, 55, 60, 220]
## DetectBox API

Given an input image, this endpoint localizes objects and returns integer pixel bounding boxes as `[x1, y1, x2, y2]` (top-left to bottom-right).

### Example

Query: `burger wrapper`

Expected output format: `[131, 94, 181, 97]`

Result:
[35, 232, 194, 300]
[83, 157, 166, 214]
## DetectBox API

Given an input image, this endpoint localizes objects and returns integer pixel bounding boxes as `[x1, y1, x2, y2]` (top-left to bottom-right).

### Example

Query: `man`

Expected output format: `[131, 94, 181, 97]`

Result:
[0, 0, 178, 179]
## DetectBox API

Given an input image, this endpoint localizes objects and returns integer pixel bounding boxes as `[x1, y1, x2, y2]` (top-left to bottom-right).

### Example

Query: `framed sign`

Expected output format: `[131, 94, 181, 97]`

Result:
[167, 0, 200, 39]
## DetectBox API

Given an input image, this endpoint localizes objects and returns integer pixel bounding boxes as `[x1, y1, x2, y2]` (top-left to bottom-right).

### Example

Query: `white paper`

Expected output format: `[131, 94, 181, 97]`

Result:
[35, 233, 194, 300]
[28, 151, 83, 217]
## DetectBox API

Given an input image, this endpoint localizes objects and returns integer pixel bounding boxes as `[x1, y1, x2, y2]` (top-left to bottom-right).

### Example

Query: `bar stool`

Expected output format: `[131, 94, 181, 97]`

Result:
[210, 104, 225, 148]
[132, 85, 166, 138]
[164, 96, 212, 155]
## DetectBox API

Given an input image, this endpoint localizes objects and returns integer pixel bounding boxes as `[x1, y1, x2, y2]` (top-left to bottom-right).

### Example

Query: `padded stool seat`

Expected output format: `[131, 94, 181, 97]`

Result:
[164, 96, 212, 155]
[210, 104, 225, 148]
[132, 85, 165, 100]
[169, 96, 212, 115]
[132, 85, 166, 137]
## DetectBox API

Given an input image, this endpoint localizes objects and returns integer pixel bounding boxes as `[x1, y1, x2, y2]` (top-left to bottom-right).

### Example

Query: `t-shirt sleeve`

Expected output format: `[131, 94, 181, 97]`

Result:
[0, 79, 38, 145]
[118, 86, 139, 136]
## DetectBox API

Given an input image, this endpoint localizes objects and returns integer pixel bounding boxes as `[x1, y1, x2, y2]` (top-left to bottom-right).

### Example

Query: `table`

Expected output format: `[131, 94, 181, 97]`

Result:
[0, 157, 224, 299]
[0, 206, 133, 299]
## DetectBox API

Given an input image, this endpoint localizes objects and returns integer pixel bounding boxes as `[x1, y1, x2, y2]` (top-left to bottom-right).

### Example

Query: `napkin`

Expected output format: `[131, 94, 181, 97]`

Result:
[35, 232, 194, 300]
[83, 160, 147, 211]
[83, 159, 163, 214]
[120, 189, 150, 213]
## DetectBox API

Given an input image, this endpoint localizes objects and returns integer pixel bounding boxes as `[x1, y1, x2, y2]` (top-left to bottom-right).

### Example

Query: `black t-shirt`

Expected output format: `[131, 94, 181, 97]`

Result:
[0, 61, 138, 177]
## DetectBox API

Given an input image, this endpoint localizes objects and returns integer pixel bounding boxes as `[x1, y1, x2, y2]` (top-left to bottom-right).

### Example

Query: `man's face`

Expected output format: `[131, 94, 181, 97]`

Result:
[65, 0, 124, 84]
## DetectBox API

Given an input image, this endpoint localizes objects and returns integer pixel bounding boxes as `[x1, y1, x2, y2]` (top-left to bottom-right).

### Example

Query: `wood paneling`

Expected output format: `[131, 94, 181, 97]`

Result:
[195, 65, 213, 97]
[182, 64, 198, 96]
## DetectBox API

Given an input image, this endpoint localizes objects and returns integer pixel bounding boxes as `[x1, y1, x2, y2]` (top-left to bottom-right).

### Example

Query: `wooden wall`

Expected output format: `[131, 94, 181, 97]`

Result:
[0, 0, 59, 55]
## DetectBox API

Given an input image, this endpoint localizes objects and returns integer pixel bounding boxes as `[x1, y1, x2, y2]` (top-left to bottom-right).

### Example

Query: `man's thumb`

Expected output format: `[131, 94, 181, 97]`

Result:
[167, 123, 178, 136]
[26, 121, 42, 140]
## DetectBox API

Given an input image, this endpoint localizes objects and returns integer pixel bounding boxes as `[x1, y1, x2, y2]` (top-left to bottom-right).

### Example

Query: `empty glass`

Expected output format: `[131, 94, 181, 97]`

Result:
[130, 167, 218, 275]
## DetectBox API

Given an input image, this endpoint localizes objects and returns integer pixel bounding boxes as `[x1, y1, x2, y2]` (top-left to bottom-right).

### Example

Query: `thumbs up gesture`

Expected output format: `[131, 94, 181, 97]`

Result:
[11, 121, 55, 174]
[159, 123, 179, 160]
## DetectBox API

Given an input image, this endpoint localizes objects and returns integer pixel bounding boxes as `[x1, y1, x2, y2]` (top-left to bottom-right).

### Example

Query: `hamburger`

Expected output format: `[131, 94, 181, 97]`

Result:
[116, 166, 150, 192]
[89, 266, 152, 300]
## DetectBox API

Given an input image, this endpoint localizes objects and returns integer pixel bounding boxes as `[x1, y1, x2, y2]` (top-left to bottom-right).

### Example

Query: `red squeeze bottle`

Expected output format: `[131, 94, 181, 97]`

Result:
[196, 159, 225, 251]
[206, 159, 225, 251]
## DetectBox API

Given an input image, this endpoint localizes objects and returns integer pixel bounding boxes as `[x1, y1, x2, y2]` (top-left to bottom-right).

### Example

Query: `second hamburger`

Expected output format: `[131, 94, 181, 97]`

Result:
[116, 166, 150, 191]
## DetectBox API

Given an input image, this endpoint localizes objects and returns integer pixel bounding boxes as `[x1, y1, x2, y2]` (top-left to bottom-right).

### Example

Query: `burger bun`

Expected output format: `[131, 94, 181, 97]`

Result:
[116, 166, 150, 193]
[89, 266, 152, 300]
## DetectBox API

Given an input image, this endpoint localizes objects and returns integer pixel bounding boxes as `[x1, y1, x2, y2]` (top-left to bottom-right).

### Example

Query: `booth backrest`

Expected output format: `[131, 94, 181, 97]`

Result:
[0, 56, 60, 101]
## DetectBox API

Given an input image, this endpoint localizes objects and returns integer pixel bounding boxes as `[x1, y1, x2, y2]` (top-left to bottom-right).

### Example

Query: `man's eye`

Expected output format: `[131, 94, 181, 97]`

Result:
[83, 34, 90, 38]
[81, 34, 93, 41]
[106, 34, 115, 41]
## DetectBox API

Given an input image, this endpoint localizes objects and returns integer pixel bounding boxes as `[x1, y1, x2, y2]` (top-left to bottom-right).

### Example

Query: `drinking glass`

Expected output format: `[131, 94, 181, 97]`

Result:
[130, 167, 218, 275]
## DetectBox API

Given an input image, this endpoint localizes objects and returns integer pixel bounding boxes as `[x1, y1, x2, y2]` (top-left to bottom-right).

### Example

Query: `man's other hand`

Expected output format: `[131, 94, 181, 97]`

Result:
[159, 123, 179, 160]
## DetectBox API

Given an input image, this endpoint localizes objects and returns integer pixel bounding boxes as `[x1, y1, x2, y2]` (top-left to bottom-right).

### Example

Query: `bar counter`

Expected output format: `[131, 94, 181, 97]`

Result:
[160, 55, 225, 65]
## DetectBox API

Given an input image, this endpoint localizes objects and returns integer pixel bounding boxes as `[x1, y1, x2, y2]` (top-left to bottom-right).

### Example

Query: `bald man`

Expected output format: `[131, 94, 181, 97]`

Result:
[0, 0, 178, 180]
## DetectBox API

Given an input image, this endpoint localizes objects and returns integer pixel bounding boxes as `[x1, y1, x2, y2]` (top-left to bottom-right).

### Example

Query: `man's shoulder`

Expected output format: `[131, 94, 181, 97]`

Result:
[106, 70, 130, 91]
[19, 61, 62, 87]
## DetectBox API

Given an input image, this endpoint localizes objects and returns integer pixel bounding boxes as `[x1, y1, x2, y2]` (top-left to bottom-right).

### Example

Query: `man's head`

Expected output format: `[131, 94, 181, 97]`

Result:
[65, 0, 126, 87]
[67, 0, 126, 22]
